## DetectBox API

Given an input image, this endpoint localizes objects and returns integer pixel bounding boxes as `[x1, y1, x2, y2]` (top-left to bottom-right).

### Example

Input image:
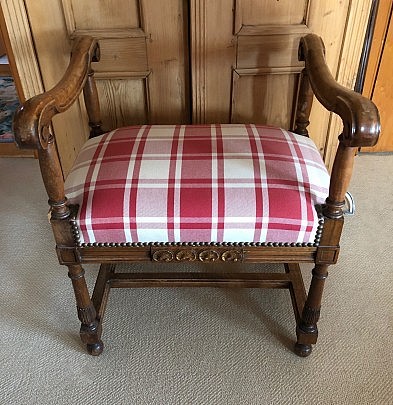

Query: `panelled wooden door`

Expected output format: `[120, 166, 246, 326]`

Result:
[23, 0, 190, 175]
[190, 0, 367, 158]
[2, 0, 372, 174]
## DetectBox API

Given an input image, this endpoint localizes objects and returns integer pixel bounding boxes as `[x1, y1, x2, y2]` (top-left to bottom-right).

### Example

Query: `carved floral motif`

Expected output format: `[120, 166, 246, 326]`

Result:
[151, 248, 244, 263]
[152, 250, 174, 262]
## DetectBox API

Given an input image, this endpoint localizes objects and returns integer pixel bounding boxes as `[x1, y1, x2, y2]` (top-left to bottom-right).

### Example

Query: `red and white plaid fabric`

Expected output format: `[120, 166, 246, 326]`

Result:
[65, 124, 329, 244]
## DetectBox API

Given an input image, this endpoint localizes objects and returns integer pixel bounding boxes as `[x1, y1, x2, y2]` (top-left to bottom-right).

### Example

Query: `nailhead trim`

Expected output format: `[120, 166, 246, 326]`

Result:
[69, 205, 325, 248]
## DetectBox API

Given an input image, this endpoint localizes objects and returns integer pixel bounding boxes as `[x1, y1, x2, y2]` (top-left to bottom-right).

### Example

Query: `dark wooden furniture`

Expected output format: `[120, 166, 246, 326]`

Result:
[14, 34, 380, 357]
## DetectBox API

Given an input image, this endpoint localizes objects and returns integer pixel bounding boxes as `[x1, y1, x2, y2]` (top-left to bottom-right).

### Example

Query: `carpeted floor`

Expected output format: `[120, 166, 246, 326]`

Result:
[0, 154, 392, 405]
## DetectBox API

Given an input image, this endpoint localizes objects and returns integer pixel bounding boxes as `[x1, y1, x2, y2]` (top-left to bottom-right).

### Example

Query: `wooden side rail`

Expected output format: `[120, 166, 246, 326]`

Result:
[299, 34, 380, 221]
[13, 36, 99, 220]
[14, 36, 99, 150]
[300, 33, 380, 148]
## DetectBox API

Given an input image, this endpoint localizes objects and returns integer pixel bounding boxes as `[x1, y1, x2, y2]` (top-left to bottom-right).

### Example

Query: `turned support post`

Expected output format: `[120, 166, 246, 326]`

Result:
[295, 138, 356, 357]
[83, 67, 104, 138]
[37, 130, 70, 220]
[294, 68, 313, 137]
[295, 263, 329, 356]
[324, 139, 357, 219]
[68, 264, 103, 355]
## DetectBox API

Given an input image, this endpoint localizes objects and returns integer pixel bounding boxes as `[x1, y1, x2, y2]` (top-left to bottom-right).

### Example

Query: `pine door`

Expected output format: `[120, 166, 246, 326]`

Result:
[2, 0, 372, 174]
[23, 0, 190, 174]
[190, 0, 368, 160]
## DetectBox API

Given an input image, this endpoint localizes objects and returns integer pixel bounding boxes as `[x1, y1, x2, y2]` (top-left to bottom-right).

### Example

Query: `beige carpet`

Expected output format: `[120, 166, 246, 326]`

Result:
[0, 154, 392, 405]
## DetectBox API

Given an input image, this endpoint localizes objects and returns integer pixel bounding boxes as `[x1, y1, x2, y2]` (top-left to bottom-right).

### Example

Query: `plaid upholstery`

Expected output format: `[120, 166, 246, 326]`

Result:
[65, 124, 329, 244]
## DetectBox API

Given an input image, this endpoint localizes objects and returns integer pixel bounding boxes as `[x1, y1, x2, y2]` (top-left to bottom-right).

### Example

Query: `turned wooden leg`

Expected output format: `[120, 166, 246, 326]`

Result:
[67, 264, 104, 356]
[295, 264, 329, 357]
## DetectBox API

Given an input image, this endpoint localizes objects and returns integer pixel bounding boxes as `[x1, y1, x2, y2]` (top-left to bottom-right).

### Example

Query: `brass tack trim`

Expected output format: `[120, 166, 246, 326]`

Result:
[69, 205, 325, 249]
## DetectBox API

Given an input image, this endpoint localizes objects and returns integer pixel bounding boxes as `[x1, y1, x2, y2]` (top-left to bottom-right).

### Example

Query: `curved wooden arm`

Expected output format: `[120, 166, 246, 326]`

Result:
[299, 34, 380, 147]
[14, 36, 99, 150]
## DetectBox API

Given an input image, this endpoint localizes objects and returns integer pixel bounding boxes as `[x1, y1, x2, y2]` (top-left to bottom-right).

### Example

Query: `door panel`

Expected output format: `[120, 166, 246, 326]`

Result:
[24, 0, 189, 175]
[232, 71, 298, 129]
[65, 0, 141, 30]
[236, 27, 307, 69]
[96, 79, 148, 130]
[190, 0, 365, 159]
[93, 37, 148, 74]
[233, 22, 310, 130]
[235, 0, 308, 27]
[62, 0, 189, 127]
[142, 0, 189, 124]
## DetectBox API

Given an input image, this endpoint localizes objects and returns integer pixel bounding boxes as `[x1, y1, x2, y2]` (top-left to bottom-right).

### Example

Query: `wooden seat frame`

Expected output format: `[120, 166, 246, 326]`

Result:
[14, 34, 380, 357]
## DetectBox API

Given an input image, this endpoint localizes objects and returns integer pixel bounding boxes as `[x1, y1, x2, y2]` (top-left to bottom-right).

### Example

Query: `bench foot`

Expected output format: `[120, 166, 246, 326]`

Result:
[87, 340, 104, 356]
[294, 343, 312, 357]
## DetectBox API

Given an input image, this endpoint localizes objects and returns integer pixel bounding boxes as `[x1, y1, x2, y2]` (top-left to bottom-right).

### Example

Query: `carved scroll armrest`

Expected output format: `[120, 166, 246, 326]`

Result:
[299, 33, 380, 148]
[14, 36, 99, 150]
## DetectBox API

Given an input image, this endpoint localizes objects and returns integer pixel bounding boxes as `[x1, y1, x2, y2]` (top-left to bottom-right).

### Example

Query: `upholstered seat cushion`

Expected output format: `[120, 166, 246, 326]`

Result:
[65, 124, 329, 245]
